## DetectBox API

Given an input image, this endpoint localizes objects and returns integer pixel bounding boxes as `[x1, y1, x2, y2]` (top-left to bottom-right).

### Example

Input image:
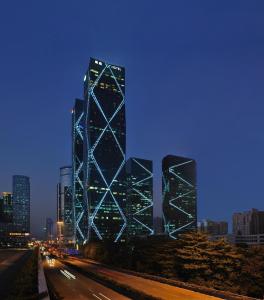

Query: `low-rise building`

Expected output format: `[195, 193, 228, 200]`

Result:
[198, 219, 228, 235]
[233, 208, 264, 235]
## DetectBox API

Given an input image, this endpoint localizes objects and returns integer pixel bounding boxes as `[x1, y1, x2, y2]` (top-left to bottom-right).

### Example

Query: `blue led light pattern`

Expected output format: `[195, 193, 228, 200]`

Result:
[126, 158, 154, 237]
[64, 185, 75, 240]
[84, 59, 127, 242]
[162, 155, 197, 239]
[72, 99, 88, 243]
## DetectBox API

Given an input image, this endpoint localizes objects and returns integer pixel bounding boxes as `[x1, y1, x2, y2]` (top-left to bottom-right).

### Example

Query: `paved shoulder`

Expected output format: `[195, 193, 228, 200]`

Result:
[66, 258, 221, 300]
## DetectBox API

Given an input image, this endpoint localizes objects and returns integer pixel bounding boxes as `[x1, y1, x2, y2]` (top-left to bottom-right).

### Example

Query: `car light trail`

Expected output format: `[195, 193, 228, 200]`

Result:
[60, 269, 71, 279]
[92, 294, 103, 300]
[99, 293, 111, 300]
[60, 269, 76, 280]
[63, 269, 76, 279]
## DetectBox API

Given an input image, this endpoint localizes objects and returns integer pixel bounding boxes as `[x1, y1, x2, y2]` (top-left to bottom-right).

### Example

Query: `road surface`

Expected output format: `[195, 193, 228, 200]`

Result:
[64, 257, 222, 300]
[43, 257, 130, 300]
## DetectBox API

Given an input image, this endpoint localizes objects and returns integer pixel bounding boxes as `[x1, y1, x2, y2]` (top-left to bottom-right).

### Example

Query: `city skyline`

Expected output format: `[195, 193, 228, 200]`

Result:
[1, 1, 264, 237]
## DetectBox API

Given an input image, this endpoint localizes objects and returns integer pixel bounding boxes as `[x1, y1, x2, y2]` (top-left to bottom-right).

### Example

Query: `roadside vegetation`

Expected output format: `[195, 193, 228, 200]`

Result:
[83, 232, 264, 299]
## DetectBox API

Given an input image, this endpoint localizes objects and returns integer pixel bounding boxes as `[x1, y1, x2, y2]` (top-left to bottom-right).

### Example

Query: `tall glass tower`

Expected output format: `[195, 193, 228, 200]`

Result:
[12, 175, 30, 233]
[126, 158, 153, 237]
[1, 192, 13, 223]
[72, 99, 88, 243]
[162, 155, 197, 239]
[84, 58, 126, 242]
[57, 166, 74, 242]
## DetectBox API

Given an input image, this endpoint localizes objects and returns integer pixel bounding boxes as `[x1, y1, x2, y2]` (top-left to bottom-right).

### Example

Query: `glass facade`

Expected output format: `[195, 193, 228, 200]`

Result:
[84, 58, 126, 242]
[57, 166, 74, 242]
[126, 158, 153, 237]
[57, 183, 62, 222]
[64, 184, 74, 241]
[0, 192, 13, 223]
[0, 192, 13, 245]
[72, 99, 88, 243]
[162, 155, 197, 239]
[45, 217, 54, 240]
[12, 175, 30, 233]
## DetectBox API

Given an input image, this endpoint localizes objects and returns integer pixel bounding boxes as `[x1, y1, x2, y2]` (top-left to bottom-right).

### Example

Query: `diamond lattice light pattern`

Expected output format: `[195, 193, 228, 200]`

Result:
[162, 155, 197, 239]
[72, 99, 88, 243]
[126, 158, 154, 237]
[84, 58, 127, 242]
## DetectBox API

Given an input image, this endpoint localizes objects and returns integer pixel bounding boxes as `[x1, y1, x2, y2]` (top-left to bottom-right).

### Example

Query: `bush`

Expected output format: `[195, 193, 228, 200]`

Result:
[83, 233, 264, 298]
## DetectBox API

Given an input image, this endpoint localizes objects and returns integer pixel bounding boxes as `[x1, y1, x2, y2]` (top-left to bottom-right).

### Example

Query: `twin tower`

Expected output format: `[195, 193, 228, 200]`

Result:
[71, 58, 197, 244]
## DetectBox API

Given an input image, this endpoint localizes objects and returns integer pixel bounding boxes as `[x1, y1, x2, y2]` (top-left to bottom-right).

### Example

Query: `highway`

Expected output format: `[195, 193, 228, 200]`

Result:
[63, 257, 222, 300]
[43, 256, 130, 300]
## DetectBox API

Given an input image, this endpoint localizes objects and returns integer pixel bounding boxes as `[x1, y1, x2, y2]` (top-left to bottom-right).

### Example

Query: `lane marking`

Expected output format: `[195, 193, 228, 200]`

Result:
[93, 294, 103, 300]
[99, 293, 111, 300]
[60, 269, 71, 279]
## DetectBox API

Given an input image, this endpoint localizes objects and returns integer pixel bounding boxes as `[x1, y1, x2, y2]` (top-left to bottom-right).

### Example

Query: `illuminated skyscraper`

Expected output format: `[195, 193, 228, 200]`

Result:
[162, 155, 197, 239]
[0, 192, 13, 223]
[126, 158, 153, 237]
[72, 99, 88, 243]
[45, 217, 54, 240]
[12, 175, 30, 233]
[57, 166, 74, 242]
[0, 192, 13, 246]
[84, 58, 126, 242]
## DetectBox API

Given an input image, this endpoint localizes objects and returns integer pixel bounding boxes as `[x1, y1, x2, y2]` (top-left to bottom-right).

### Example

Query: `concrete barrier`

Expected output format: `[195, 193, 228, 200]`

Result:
[38, 251, 50, 300]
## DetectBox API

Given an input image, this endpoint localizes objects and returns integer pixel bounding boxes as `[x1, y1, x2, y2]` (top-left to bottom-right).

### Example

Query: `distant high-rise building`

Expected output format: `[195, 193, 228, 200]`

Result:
[0, 192, 14, 246]
[162, 155, 197, 239]
[0, 192, 13, 223]
[153, 216, 163, 235]
[84, 58, 126, 242]
[57, 166, 74, 242]
[126, 158, 153, 237]
[0, 194, 3, 222]
[57, 183, 62, 223]
[72, 99, 88, 244]
[198, 219, 228, 235]
[45, 218, 53, 240]
[12, 175, 30, 233]
[233, 208, 264, 235]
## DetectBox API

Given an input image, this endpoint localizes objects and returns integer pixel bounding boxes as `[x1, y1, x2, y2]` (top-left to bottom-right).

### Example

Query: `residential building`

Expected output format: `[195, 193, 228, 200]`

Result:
[233, 208, 264, 235]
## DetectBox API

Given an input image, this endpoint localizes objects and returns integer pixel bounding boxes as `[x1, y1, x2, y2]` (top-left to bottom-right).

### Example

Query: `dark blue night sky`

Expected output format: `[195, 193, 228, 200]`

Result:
[1, 1, 264, 237]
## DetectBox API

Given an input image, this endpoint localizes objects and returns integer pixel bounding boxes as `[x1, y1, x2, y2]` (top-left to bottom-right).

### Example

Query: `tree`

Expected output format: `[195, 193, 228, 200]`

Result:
[174, 232, 242, 292]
